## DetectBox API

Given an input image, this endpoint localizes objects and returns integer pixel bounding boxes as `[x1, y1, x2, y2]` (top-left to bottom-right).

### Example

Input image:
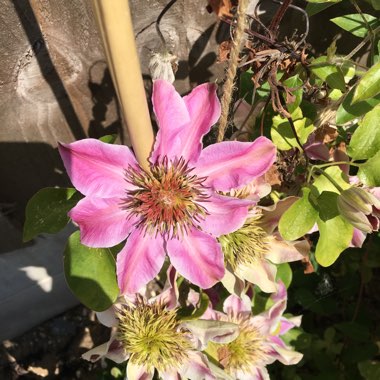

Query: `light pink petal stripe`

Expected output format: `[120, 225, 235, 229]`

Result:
[117, 229, 166, 295]
[195, 137, 276, 192]
[265, 236, 306, 264]
[166, 228, 224, 289]
[127, 362, 154, 380]
[199, 193, 252, 236]
[179, 352, 215, 380]
[238, 260, 278, 293]
[69, 197, 135, 248]
[223, 294, 252, 315]
[150, 80, 190, 163]
[58, 139, 137, 198]
[180, 83, 221, 163]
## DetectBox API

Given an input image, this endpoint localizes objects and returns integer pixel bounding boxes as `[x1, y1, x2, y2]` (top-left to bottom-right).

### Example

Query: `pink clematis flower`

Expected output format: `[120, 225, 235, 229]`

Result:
[220, 197, 310, 294]
[203, 282, 303, 379]
[58, 80, 276, 294]
[82, 269, 239, 380]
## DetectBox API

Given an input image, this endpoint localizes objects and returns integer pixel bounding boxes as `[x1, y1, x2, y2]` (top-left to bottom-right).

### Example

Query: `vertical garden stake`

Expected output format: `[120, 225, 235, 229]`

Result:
[91, 0, 154, 170]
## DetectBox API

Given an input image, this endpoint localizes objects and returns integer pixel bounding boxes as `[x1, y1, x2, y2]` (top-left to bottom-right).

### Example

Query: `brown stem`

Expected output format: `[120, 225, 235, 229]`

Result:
[268, 0, 293, 35]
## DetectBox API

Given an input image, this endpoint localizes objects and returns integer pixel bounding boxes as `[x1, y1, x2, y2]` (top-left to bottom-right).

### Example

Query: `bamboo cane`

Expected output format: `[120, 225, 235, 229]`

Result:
[91, 0, 154, 170]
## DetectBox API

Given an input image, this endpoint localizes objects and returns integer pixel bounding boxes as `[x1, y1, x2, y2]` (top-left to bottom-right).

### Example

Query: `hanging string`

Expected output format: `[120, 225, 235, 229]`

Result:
[217, 0, 249, 142]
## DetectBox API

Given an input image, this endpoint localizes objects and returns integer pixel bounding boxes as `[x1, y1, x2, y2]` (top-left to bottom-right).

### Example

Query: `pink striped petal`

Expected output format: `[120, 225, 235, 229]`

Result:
[117, 229, 166, 295]
[270, 344, 303, 365]
[127, 362, 154, 380]
[180, 83, 221, 163]
[265, 236, 307, 264]
[223, 294, 252, 315]
[179, 352, 215, 380]
[58, 139, 137, 198]
[150, 80, 190, 163]
[166, 228, 224, 289]
[198, 194, 253, 236]
[69, 197, 135, 248]
[195, 137, 276, 192]
[238, 260, 278, 293]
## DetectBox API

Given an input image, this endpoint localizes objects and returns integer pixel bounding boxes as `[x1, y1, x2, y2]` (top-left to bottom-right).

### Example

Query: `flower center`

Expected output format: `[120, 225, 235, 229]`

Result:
[116, 297, 192, 372]
[122, 157, 209, 237]
[218, 215, 269, 270]
[209, 316, 268, 374]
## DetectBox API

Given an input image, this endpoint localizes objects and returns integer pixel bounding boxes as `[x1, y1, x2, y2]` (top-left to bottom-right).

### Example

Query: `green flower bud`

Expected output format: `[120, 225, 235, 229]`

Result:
[337, 187, 380, 233]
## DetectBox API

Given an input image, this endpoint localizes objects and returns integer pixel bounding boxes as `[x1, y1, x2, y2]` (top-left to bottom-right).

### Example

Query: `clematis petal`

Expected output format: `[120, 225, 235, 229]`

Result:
[195, 137, 276, 192]
[166, 227, 225, 289]
[351, 227, 367, 248]
[150, 80, 190, 163]
[69, 197, 136, 247]
[127, 361, 154, 380]
[58, 139, 137, 198]
[180, 83, 221, 163]
[270, 344, 303, 365]
[265, 236, 307, 264]
[259, 197, 297, 234]
[223, 294, 252, 315]
[237, 366, 270, 380]
[96, 306, 117, 327]
[199, 193, 253, 236]
[179, 352, 215, 380]
[221, 265, 245, 297]
[238, 260, 278, 293]
[117, 229, 166, 295]
[182, 319, 239, 350]
[158, 371, 180, 380]
[280, 315, 302, 335]
[82, 336, 128, 364]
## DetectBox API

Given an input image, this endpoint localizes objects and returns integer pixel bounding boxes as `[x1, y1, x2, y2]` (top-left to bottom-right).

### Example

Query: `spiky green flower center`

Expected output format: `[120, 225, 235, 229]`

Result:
[122, 157, 209, 237]
[116, 298, 192, 372]
[218, 215, 269, 270]
[209, 316, 268, 374]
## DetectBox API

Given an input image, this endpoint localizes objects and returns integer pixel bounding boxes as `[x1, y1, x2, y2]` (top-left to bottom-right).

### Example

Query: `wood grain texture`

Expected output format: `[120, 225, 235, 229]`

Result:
[0, 0, 222, 222]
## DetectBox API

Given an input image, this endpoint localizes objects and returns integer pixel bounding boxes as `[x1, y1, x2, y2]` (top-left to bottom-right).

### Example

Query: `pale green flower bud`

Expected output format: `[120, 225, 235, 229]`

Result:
[337, 187, 380, 233]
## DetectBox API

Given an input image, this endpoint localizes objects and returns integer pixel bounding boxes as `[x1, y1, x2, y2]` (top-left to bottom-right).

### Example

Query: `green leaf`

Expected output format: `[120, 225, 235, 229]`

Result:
[315, 214, 354, 266]
[310, 56, 346, 91]
[348, 104, 380, 159]
[177, 291, 210, 321]
[23, 187, 82, 242]
[353, 60, 380, 103]
[240, 69, 254, 103]
[358, 360, 380, 380]
[306, 2, 339, 17]
[99, 134, 118, 144]
[283, 75, 303, 114]
[64, 231, 119, 311]
[276, 262, 293, 288]
[336, 86, 380, 125]
[358, 151, 380, 186]
[330, 14, 379, 38]
[372, 0, 380, 10]
[312, 166, 351, 195]
[271, 109, 314, 151]
[279, 188, 318, 240]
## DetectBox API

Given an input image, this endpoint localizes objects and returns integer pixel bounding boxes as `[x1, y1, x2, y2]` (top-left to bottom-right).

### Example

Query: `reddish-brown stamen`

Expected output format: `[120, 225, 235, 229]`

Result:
[122, 157, 209, 237]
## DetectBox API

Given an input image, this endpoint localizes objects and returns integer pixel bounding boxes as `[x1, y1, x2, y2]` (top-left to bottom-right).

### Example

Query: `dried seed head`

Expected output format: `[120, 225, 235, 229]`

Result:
[122, 157, 209, 238]
[116, 297, 192, 372]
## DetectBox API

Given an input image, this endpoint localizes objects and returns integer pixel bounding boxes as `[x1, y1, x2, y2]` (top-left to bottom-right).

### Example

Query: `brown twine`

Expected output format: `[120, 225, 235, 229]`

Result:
[217, 0, 249, 142]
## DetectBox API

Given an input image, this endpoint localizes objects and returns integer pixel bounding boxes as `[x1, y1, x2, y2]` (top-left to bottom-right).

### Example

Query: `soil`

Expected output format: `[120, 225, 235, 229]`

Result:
[0, 306, 111, 380]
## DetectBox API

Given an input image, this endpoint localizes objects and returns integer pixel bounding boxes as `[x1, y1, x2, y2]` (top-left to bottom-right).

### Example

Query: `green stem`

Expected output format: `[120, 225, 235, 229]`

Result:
[313, 161, 361, 169]
[350, 0, 375, 64]
[313, 168, 345, 193]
